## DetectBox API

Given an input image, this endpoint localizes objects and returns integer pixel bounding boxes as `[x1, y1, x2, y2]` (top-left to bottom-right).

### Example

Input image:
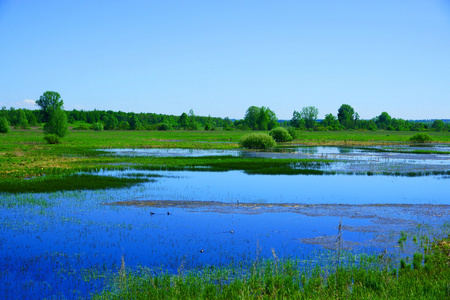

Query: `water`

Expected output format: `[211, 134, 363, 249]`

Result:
[1, 146, 450, 299]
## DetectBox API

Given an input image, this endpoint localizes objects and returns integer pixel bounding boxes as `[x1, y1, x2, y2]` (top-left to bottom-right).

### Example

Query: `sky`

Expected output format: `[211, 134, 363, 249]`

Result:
[0, 1, 449, 120]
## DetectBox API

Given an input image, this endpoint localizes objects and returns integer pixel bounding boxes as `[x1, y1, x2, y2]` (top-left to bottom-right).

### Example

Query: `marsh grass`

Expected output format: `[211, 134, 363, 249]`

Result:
[0, 174, 149, 194]
[95, 235, 450, 299]
[1, 129, 449, 179]
[0, 194, 50, 208]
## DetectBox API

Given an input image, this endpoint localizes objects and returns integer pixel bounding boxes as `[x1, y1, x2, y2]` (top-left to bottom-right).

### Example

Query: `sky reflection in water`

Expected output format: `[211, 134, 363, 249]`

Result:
[1, 152, 449, 298]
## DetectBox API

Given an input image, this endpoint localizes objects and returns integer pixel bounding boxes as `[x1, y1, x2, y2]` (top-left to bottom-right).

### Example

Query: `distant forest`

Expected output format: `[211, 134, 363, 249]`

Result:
[1, 105, 449, 132]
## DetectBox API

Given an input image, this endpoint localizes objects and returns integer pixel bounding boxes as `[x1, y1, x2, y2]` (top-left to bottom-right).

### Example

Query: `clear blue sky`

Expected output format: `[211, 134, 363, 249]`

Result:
[1, 0, 449, 120]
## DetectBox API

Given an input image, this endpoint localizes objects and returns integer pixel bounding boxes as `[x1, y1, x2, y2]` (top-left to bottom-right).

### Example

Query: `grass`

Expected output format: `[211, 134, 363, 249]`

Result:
[0, 174, 150, 193]
[94, 234, 450, 299]
[1, 128, 449, 180]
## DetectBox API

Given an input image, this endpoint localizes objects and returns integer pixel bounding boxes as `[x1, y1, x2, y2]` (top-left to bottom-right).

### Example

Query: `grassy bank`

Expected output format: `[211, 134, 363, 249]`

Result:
[1, 129, 449, 179]
[95, 235, 450, 299]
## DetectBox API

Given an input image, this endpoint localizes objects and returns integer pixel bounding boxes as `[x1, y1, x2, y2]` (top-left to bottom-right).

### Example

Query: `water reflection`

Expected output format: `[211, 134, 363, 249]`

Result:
[1, 168, 449, 299]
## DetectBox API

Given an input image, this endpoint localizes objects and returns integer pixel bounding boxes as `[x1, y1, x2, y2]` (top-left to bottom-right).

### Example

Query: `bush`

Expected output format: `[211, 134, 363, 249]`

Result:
[409, 133, 433, 143]
[269, 127, 293, 142]
[0, 117, 10, 133]
[239, 133, 276, 149]
[72, 123, 91, 130]
[92, 122, 104, 131]
[44, 134, 61, 144]
[287, 127, 299, 139]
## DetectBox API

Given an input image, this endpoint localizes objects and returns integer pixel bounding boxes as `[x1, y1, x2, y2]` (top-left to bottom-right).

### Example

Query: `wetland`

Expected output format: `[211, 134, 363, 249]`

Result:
[0, 130, 449, 299]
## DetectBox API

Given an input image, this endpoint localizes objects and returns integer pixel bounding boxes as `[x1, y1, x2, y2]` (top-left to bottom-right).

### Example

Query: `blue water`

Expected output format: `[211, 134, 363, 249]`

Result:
[1, 169, 449, 299]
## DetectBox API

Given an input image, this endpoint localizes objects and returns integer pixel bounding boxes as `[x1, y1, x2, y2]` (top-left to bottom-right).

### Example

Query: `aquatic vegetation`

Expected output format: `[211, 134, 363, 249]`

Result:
[94, 235, 450, 299]
[0, 194, 50, 208]
[0, 174, 149, 193]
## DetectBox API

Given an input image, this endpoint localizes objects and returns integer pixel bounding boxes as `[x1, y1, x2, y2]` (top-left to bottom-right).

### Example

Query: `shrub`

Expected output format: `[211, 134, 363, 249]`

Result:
[239, 133, 276, 149]
[287, 127, 299, 139]
[72, 123, 91, 130]
[269, 127, 293, 142]
[92, 122, 104, 131]
[409, 133, 432, 143]
[44, 134, 61, 144]
[0, 117, 10, 133]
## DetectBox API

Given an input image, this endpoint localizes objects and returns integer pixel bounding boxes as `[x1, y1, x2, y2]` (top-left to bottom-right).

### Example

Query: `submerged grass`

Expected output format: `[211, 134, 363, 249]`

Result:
[360, 147, 450, 155]
[0, 194, 51, 208]
[0, 174, 149, 194]
[95, 235, 450, 299]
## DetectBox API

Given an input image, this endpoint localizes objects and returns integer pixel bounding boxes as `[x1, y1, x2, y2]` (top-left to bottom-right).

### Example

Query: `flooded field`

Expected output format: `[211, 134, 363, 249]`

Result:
[1, 146, 449, 299]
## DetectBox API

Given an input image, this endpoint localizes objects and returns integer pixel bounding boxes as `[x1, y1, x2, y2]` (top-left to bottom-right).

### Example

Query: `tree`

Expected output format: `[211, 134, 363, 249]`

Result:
[266, 107, 279, 130]
[102, 114, 118, 130]
[0, 117, 10, 133]
[16, 109, 29, 129]
[376, 112, 391, 130]
[244, 106, 261, 130]
[36, 91, 64, 122]
[44, 107, 69, 138]
[244, 106, 278, 130]
[187, 109, 198, 130]
[337, 104, 357, 129]
[432, 120, 445, 132]
[299, 106, 319, 130]
[179, 112, 188, 129]
[129, 113, 141, 130]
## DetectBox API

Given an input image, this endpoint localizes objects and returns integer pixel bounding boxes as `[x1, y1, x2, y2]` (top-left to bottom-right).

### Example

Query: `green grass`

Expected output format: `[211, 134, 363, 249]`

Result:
[94, 235, 450, 299]
[1, 129, 449, 179]
[0, 174, 149, 193]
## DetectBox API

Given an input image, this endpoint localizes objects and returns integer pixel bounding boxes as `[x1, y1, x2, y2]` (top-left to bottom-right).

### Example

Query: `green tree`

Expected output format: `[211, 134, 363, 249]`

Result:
[36, 91, 64, 122]
[0, 117, 10, 133]
[432, 120, 445, 132]
[44, 107, 69, 138]
[25, 110, 38, 126]
[179, 112, 188, 129]
[102, 114, 118, 130]
[16, 109, 29, 129]
[129, 113, 141, 130]
[290, 111, 301, 128]
[376, 112, 391, 130]
[299, 106, 319, 130]
[337, 104, 357, 129]
[244, 106, 278, 130]
[244, 106, 261, 130]
[321, 113, 339, 129]
[188, 109, 198, 130]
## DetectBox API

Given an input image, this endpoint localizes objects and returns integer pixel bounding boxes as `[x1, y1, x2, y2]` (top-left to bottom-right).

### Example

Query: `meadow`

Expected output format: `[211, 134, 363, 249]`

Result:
[0, 128, 449, 299]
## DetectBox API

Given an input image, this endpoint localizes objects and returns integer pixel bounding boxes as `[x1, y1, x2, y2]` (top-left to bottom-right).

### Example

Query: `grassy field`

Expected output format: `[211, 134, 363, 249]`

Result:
[1, 128, 449, 180]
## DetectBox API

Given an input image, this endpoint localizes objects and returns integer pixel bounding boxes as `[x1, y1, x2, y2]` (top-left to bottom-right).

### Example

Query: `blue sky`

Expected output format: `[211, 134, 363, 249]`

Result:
[0, 1, 449, 120]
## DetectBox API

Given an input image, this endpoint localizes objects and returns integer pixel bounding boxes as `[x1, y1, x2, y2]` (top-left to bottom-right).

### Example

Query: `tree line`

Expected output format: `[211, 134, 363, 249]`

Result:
[1, 91, 449, 134]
